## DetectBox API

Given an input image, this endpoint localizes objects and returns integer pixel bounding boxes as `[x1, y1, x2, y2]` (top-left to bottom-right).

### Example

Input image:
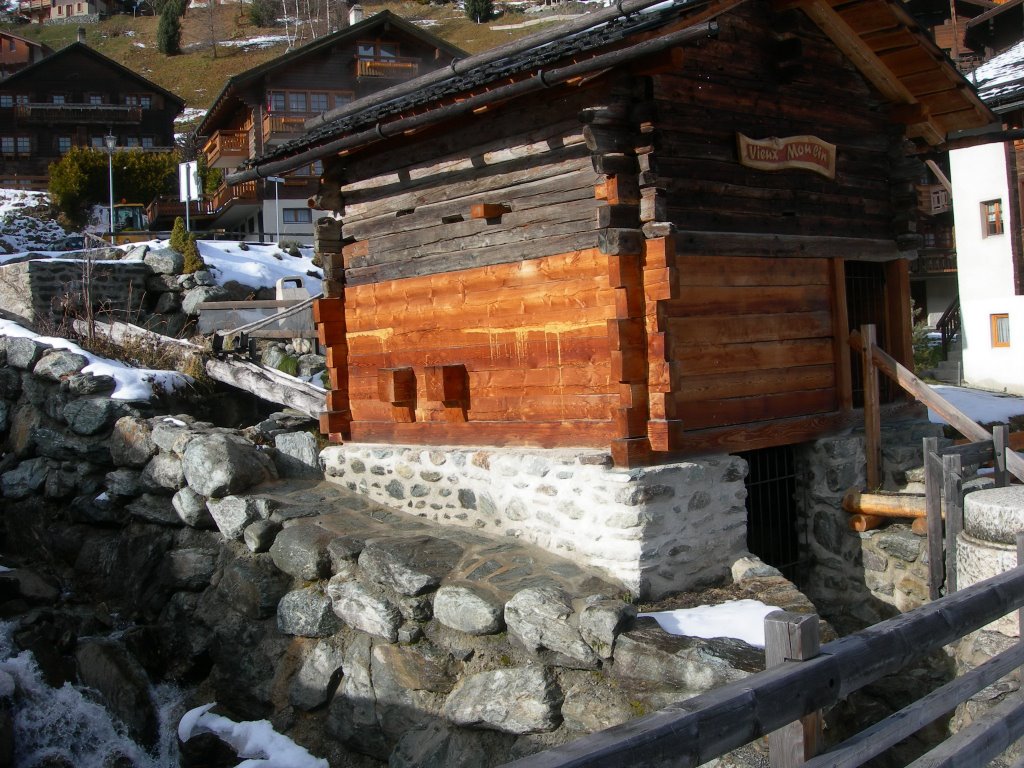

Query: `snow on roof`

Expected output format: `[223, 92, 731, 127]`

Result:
[0, 320, 192, 401]
[970, 39, 1024, 105]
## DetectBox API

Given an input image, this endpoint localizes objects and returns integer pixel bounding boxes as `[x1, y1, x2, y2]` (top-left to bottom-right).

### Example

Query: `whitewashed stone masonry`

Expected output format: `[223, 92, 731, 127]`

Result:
[320, 445, 748, 599]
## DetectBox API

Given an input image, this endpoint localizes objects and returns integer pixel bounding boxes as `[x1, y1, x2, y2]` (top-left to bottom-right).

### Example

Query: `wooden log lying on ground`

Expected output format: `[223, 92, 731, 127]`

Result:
[843, 488, 930, 531]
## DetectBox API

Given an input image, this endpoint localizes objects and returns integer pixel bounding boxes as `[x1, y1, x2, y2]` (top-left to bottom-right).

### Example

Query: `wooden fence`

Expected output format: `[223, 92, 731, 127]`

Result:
[501, 557, 1024, 767]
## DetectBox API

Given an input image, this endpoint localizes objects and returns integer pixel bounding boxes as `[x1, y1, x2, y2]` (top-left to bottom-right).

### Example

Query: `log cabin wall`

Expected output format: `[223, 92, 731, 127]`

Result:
[317, 84, 623, 448]
[315, 2, 922, 464]
[637, 2, 916, 459]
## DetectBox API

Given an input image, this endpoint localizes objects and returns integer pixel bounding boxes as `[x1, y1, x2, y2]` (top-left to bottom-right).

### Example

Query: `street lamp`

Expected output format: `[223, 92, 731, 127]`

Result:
[267, 176, 285, 245]
[104, 134, 117, 245]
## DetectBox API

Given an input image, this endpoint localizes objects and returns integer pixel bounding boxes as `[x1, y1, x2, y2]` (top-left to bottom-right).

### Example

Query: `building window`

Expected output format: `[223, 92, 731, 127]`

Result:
[124, 95, 138, 106]
[312, 159, 323, 176]
[283, 208, 312, 224]
[1, 137, 14, 154]
[90, 136, 105, 148]
[15, 95, 28, 106]
[51, 94, 64, 104]
[57, 136, 71, 153]
[141, 136, 154, 148]
[16, 136, 29, 154]
[125, 137, 140, 147]
[334, 92, 353, 109]
[268, 91, 285, 112]
[982, 199, 1004, 237]
[88, 94, 103, 105]
[358, 40, 399, 59]
[140, 95, 151, 109]
[287, 92, 306, 112]
[0, 95, 11, 108]
[992, 314, 1011, 347]
[309, 92, 328, 112]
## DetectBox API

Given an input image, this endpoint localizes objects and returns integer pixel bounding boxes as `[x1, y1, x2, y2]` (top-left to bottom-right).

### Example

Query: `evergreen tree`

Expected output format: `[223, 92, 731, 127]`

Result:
[157, 0, 184, 55]
[464, 0, 493, 23]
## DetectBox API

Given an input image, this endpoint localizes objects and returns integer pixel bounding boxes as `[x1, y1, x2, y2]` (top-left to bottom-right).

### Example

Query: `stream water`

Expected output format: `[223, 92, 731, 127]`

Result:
[0, 622, 186, 768]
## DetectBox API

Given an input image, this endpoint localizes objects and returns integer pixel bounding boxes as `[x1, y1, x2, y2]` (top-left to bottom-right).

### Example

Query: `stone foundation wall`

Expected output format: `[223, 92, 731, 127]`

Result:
[797, 418, 943, 631]
[320, 445, 748, 600]
[0, 258, 151, 325]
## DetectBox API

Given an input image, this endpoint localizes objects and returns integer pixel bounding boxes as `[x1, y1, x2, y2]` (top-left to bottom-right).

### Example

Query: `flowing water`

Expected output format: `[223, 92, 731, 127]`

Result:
[0, 622, 186, 768]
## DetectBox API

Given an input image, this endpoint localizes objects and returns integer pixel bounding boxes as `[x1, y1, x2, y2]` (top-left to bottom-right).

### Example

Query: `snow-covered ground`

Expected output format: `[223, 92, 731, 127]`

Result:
[639, 600, 780, 648]
[928, 385, 1024, 427]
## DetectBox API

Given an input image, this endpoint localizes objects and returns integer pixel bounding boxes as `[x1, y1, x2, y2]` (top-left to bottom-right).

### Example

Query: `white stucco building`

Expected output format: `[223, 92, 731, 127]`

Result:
[949, 43, 1024, 394]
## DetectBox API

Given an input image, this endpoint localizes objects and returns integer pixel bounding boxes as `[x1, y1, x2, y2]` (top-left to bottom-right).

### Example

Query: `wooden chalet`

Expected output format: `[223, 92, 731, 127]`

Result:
[230, 0, 994, 468]
[194, 9, 464, 240]
[0, 31, 52, 80]
[0, 42, 183, 189]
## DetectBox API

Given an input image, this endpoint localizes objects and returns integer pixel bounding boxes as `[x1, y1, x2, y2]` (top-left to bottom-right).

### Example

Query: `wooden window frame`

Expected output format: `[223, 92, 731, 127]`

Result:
[992, 313, 1011, 348]
[57, 136, 71, 153]
[0, 95, 11, 108]
[283, 207, 313, 224]
[982, 199, 1004, 238]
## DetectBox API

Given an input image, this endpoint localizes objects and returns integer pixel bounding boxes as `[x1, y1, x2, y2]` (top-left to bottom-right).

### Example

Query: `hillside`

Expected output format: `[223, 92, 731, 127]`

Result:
[0, 1, 578, 123]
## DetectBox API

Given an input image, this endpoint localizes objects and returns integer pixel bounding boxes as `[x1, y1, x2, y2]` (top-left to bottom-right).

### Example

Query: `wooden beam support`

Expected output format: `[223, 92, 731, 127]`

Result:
[470, 203, 512, 220]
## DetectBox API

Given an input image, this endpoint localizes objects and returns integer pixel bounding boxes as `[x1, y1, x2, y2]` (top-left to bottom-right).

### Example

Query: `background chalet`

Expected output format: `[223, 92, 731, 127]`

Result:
[195, 7, 465, 242]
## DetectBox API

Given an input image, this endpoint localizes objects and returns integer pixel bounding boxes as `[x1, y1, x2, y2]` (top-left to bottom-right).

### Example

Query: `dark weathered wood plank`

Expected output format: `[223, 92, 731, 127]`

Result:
[944, 453, 964, 595]
[924, 437, 944, 601]
[766, 612, 822, 768]
[861, 324, 881, 489]
[904, 689, 1024, 768]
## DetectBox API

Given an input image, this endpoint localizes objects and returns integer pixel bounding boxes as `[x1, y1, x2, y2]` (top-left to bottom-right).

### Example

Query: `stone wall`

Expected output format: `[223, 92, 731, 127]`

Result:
[796, 418, 943, 632]
[320, 445, 748, 600]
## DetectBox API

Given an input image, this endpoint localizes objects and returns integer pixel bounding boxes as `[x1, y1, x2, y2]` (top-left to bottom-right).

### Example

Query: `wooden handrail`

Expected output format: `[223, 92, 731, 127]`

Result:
[850, 328, 1024, 482]
[502, 563, 1024, 767]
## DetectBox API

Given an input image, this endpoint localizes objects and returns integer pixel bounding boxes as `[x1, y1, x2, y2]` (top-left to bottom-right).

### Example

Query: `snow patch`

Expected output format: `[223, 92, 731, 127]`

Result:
[638, 599, 781, 648]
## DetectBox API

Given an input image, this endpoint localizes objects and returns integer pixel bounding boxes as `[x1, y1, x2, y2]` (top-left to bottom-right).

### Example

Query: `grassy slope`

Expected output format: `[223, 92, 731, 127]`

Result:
[1, 1, 567, 118]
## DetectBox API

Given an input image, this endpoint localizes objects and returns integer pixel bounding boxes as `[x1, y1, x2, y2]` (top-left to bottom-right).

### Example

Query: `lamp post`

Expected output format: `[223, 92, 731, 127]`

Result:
[267, 176, 285, 245]
[104, 134, 117, 245]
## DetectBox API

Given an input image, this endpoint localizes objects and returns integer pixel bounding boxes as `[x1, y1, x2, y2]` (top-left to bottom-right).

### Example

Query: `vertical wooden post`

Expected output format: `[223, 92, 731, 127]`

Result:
[924, 436, 944, 600]
[766, 611, 822, 768]
[831, 259, 853, 412]
[861, 324, 882, 489]
[1017, 532, 1024, 641]
[943, 453, 964, 594]
[994, 424, 1010, 488]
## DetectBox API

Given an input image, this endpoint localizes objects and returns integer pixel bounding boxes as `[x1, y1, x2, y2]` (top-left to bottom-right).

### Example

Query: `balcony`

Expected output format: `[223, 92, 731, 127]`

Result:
[261, 113, 309, 146]
[14, 103, 142, 125]
[210, 180, 259, 213]
[916, 184, 951, 216]
[911, 250, 957, 276]
[203, 129, 250, 169]
[354, 55, 420, 80]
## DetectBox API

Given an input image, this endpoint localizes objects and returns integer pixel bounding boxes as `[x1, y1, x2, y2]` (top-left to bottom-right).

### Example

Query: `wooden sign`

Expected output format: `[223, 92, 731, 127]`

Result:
[737, 134, 836, 179]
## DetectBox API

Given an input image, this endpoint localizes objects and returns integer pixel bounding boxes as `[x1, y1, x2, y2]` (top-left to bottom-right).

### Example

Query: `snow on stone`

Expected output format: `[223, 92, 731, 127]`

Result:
[179, 703, 328, 768]
[0, 320, 192, 400]
[196, 240, 322, 294]
[638, 599, 780, 648]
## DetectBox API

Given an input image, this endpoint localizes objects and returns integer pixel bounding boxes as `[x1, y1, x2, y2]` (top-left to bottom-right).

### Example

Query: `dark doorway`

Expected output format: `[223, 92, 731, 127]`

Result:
[846, 260, 896, 407]
[739, 445, 805, 584]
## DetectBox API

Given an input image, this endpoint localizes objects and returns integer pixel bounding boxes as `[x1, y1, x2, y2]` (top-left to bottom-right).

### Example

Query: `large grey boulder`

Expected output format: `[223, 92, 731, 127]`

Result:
[31, 428, 111, 465]
[243, 519, 281, 553]
[216, 558, 291, 620]
[505, 587, 598, 668]
[110, 416, 157, 467]
[172, 486, 214, 528]
[33, 350, 89, 381]
[0, 368, 21, 399]
[4, 337, 47, 369]
[150, 418, 194, 455]
[390, 722, 499, 768]
[182, 433, 277, 498]
[67, 372, 116, 396]
[126, 493, 181, 526]
[273, 432, 321, 478]
[106, 468, 143, 497]
[164, 548, 217, 591]
[290, 636, 345, 711]
[62, 398, 122, 436]
[443, 666, 562, 734]
[578, 595, 636, 659]
[0, 401, 7, 435]
[1, 457, 51, 499]
[143, 247, 184, 275]
[278, 587, 341, 638]
[270, 523, 336, 580]
[182, 285, 230, 316]
[206, 495, 274, 540]
[358, 536, 464, 596]
[612, 618, 762, 696]
[433, 585, 504, 635]
[140, 454, 185, 494]
[327, 577, 402, 642]
[75, 639, 159, 749]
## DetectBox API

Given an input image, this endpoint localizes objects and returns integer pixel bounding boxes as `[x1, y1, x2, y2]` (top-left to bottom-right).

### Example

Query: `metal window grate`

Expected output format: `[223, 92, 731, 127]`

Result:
[739, 445, 806, 584]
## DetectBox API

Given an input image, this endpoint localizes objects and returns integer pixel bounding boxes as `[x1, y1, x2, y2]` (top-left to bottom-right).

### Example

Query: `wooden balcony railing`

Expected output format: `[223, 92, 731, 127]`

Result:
[261, 113, 309, 145]
[14, 103, 142, 125]
[202, 129, 250, 169]
[910, 250, 957, 275]
[354, 55, 420, 79]
[210, 180, 259, 212]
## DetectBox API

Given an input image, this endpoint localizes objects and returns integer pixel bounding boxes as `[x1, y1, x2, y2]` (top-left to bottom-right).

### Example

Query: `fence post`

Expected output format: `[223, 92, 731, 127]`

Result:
[861, 324, 882, 489]
[924, 436, 944, 600]
[994, 424, 1009, 488]
[766, 611, 822, 768]
[944, 453, 964, 594]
